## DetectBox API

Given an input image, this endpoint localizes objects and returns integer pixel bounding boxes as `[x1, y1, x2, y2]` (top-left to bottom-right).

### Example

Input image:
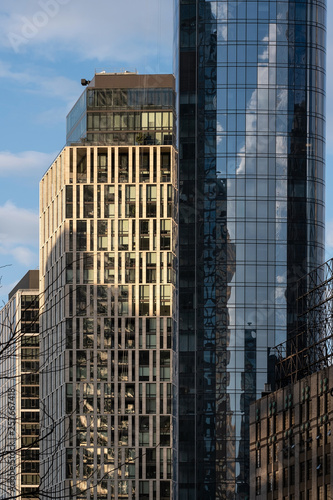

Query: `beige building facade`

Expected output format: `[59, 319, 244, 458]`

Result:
[39, 73, 177, 500]
[250, 369, 333, 500]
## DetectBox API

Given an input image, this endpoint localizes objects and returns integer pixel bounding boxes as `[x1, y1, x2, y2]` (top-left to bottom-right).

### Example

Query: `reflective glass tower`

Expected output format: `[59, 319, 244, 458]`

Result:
[175, 1, 326, 498]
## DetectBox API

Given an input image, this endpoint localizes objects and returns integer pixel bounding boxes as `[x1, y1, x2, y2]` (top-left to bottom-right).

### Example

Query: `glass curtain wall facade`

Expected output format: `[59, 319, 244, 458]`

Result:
[66, 74, 175, 147]
[175, 1, 326, 498]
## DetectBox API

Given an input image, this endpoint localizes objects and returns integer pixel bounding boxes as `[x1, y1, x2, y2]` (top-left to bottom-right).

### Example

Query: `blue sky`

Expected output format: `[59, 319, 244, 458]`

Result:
[0, 0, 332, 304]
[0, 0, 172, 303]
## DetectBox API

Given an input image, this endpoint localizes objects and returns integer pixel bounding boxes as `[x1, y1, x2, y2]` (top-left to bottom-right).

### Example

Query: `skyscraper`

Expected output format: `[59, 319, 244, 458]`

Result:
[175, 1, 326, 498]
[39, 72, 177, 499]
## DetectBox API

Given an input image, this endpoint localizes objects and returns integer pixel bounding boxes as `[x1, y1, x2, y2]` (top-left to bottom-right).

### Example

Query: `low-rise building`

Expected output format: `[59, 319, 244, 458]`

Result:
[250, 370, 333, 500]
[0, 270, 40, 500]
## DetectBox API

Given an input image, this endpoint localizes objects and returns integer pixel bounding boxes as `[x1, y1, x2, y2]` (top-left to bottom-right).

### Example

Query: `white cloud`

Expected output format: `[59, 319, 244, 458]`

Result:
[0, 0, 173, 70]
[0, 60, 81, 104]
[326, 220, 333, 250]
[0, 280, 17, 306]
[11, 247, 37, 266]
[0, 150, 57, 177]
[0, 202, 39, 269]
[35, 105, 69, 125]
[0, 201, 38, 247]
[326, 2, 333, 139]
[326, 14, 333, 153]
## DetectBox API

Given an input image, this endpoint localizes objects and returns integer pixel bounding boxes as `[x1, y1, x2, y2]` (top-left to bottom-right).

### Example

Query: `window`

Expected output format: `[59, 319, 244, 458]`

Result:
[256, 448, 261, 468]
[66, 185, 73, 217]
[118, 417, 129, 446]
[146, 448, 156, 479]
[147, 185, 157, 217]
[140, 220, 150, 250]
[139, 481, 149, 500]
[83, 185, 94, 218]
[317, 458, 323, 476]
[318, 486, 324, 500]
[160, 351, 170, 381]
[318, 396, 324, 416]
[146, 318, 157, 348]
[97, 150, 108, 182]
[267, 473, 272, 492]
[124, 448, 135, 478]
[325, 485, 331, 500]
[98, 220, 108, 251]
[97, 286, 108, 315]
[325, 453, 330, 475]
[256, 476, 261, 496]
[104, 185, 115, 218]
[283, 410, 289, 430]
[76, 149, 87, 183]
[76, 286, 87, 316]
[139, 351, 150, 381]
[306, 430, 312, 450]
[146, 253, 157, 283]
[317, 425, 323, 447]
[160, 285, 171, 316]
[325, 392, 330, 413]
[125, 185, 136, 217]
[76, 220, 87, 251]
[118, 286, 128, 315]
[103, 318, 114, 348]
[104, 252, 115, 284]
[118, 152, 128, 182]
[83, 253, 94, 283]
[139, 286, 150, 316]
[167, 184, 173, 217]
[268, 445, 272, 464]
[146, 384, 156, 414]
[161, 481, 170, 500]
[139, 416, 150, 446]
[139, 152, 150, 182]
[273, 443, 277, 462]
[161, 152, 171, 181]
[125, 252, 136, 283]
[273, 471, 278, 491]
[307, 459, 312, 481]
[283, 467, 288, 487]
[161, 220, 171, 250]
[160, 416, 171, 446]
[119, 220, 129, 250]
[300, 461, 305, 482]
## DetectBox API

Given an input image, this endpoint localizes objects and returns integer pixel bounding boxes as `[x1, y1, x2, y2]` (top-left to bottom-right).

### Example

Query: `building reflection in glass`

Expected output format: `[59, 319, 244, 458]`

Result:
[175, 0, 325, 498]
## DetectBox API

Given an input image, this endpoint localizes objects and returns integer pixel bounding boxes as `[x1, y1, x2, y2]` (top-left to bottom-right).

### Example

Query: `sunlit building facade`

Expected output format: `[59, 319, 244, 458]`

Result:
[175, 1, 326, 498]
[39, 73, 177, 499]
[0, 271, 40, 500]
[250, 369, 333, 500]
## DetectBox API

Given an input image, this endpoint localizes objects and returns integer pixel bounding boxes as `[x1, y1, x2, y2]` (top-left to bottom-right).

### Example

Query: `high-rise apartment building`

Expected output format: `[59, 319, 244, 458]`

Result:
[175, 1, 326, 498]
[39, 73, 177, 499]
[0, 270, 40, 500]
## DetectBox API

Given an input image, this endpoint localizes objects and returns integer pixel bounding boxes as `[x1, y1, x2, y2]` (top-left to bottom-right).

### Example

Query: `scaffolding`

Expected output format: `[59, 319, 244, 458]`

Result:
[275, 258, 333, 388]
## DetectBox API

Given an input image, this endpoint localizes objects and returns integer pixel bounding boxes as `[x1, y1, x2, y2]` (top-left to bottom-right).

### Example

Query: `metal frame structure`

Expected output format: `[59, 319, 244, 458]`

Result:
[275, 259, 333, 387]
